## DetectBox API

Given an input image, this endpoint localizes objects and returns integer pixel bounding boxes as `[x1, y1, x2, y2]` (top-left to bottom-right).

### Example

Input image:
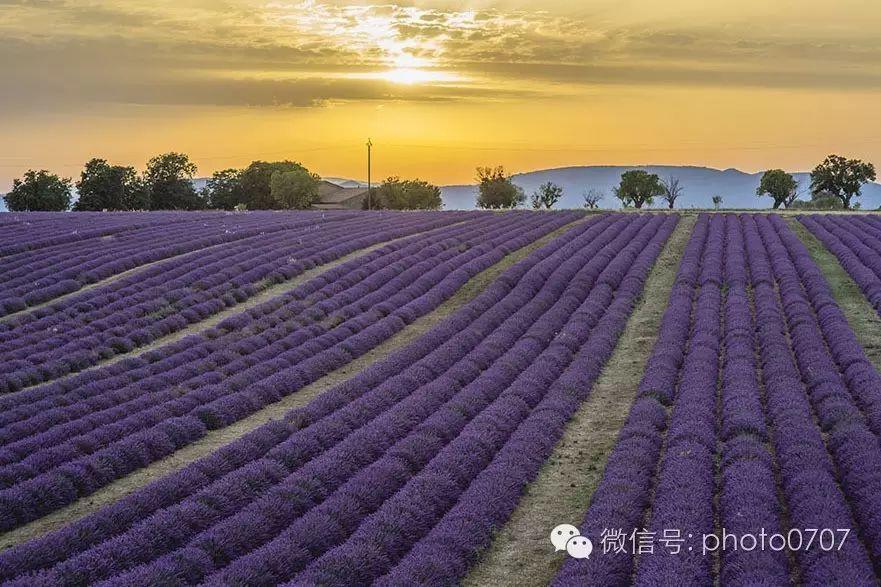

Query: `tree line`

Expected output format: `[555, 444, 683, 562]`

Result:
[473, 154, 876, 211]
[2, 154, 445, 212]
[473, 166, 687, 210]
[6, 154, 208, 212]
[4, 152, 876, 212]
[757, 155, 876, 210]
[474, 166, 607, 210]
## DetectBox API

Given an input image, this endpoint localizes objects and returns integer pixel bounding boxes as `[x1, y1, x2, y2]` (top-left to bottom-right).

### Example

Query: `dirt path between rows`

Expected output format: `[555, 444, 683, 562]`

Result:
[0, 216, 586, 551]
[786, 218, 881, 370]
[463, 215, 696, 587]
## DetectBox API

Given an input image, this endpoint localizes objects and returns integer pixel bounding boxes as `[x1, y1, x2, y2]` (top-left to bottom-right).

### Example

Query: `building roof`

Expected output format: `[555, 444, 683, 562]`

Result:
[317, 180, 368, 204]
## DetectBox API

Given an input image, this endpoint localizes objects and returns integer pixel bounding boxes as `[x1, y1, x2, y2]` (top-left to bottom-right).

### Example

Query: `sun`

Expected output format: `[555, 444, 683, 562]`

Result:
[383, 68, 438, 85]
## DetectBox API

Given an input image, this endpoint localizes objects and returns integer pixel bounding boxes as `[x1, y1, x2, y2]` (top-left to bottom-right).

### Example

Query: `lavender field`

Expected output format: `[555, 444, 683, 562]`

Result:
[1, 211, 880, 586]
[555, 214, 881, 586]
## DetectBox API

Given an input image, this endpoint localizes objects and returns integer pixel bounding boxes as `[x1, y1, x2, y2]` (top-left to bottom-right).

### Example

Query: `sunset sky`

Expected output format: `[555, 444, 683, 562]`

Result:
[3, 0, 881, 191]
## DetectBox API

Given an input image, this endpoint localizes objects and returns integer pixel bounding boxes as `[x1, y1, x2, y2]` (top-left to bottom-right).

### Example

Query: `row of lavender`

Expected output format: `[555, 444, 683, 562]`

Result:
[0, 211, 578, 530]
[0, 211, 362, 315]
[555, 214, 881, 586]
[0, 211, 477, 393]
[0, 213, 677, 585]
[0, 213, 551, 431]
[0, 211, 226, 256]
[799, 215, 881, 315]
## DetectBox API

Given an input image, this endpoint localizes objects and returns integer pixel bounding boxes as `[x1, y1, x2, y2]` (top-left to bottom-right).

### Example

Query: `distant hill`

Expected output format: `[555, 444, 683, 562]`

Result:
[323, 177, 368, 189]
[440, 165, 881, 210]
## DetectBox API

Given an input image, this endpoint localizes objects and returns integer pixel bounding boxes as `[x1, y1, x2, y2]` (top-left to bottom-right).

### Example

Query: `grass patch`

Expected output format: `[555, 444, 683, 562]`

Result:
[786, 217, 881, 368]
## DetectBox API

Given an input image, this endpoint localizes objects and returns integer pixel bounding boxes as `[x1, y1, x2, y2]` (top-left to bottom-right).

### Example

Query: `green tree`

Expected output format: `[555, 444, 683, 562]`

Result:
[614, 170, 663, 209]
[712, 194, 723, 210]
[530, 181, 563, 210]
[123, 179, 150, 210]
[144, 152, 204, 210]
[756, 169, 798, 209]
[269, 167, 320, 209]
[74, 158, 142, 211]
[788, 190, 844, 210]
[475, 166, 525, 209]
[4, 170, 72, 211]
[204, 168, 245, 210]
[367, 177, 442, 210]
[239, 161, 314, 209]
[810, 154, 876, 210]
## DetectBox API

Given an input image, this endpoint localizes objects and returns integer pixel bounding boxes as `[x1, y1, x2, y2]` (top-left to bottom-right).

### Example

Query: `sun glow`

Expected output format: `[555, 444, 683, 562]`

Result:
[382, 67, 457, 85]
[342, 67, 464, 85]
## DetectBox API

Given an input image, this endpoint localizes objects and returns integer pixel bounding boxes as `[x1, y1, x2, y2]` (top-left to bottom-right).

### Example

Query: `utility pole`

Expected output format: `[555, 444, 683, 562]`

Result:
[366, 138, 373, 210]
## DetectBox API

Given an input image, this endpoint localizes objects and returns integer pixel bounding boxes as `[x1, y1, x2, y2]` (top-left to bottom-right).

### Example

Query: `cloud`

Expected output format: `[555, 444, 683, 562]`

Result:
[456, 60, 881, 91]
[1, 72, 531, 110]
[1, 0, 880, 117]
[0, 38, 534, 113]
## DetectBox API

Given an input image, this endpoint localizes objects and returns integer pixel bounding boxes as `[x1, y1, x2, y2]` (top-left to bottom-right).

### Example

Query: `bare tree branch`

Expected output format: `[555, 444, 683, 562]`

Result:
[582, 188, 604, 209]
[661, 175, 684, 209]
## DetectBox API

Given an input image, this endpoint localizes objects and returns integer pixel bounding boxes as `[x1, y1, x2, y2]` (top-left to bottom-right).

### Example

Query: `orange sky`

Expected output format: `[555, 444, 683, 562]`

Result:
[2, 1, 881, 190]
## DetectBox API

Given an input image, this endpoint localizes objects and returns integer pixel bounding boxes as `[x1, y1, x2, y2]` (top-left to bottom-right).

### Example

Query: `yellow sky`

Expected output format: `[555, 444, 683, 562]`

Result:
[2, 0, 881, 190]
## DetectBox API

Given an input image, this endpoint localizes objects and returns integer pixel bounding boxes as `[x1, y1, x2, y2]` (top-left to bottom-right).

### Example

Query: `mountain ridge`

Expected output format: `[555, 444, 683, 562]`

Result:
[440, 165, 881, 210]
